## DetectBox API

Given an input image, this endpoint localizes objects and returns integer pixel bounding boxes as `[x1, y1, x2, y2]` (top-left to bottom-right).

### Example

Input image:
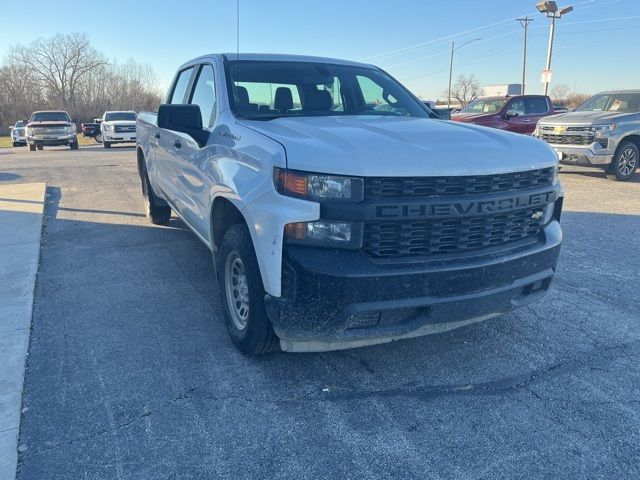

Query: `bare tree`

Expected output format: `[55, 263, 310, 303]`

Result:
[443, 75, 482, 107]
[565, 93, 591, 110]
[550, 84, 571, 103]
[12, 33, 107, 111]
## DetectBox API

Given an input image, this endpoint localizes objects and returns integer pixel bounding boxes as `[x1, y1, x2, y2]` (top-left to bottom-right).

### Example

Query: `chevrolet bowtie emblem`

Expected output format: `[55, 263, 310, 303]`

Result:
[554, 125, 567, 133]
[531, 210, 544, 220]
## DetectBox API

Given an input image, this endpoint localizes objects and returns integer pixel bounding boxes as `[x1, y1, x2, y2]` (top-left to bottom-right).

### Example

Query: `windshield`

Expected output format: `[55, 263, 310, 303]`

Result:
[226, 60, 429, 120]
[30, 112, 70, 122]
[576, 93, 640, 113]
[104, 112, 137, 121]
[460, 98, 508, 114]
[15, 121, 26, 128]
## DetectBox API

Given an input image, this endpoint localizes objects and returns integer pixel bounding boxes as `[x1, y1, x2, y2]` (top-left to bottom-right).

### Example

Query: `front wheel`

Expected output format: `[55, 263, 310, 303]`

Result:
[28, 144, 36, 151]
[218, 224, 279, 354]
[95, 133, 102, 144]
[103, 141, 111, 148]
[606, 141, 638, 181]
[36, 145, 43, 150]
[70, 139, 78, 150]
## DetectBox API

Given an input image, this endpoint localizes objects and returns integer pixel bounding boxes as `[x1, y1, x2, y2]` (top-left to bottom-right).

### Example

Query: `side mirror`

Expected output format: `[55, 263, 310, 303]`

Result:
[9, 126, 14, 130]
[157, 104, 208, 147]
[504, 109, 520, 119]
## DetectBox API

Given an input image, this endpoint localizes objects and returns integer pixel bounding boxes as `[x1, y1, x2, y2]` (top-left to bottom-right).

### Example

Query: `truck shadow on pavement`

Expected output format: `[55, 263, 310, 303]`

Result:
[17, 191, 640, 479]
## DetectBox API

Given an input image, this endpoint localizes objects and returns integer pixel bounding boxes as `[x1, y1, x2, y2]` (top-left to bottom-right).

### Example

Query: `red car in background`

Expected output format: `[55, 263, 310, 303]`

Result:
[451, 95, 555, 135]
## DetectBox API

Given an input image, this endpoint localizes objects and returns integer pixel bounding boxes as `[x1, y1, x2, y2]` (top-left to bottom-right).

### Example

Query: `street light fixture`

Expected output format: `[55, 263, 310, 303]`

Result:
[447, 38, 481, 107]
[537, 1, 573, 95]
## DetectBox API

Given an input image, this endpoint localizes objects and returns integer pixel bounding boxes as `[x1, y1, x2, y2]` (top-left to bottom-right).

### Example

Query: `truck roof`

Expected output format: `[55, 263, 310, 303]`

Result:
[189, 53, 374, 69]
[598, 89, 640, 94]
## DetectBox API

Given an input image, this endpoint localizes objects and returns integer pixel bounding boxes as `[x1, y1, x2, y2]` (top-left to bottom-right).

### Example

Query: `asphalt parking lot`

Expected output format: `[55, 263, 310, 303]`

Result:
[1, 144, 639, 479]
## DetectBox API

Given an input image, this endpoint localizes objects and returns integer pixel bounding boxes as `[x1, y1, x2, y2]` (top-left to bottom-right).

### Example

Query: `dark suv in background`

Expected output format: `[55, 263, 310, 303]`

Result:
[452, 95, 555, 135]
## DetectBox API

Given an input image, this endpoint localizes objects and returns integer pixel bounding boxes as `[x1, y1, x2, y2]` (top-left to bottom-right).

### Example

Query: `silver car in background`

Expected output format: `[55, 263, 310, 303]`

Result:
[534, 90, 640, 181]
[10, 120, 28, 147]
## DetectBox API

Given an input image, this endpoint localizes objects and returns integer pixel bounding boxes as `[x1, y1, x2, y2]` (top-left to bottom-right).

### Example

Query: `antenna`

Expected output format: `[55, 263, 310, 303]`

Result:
[236, 0, 240, 61]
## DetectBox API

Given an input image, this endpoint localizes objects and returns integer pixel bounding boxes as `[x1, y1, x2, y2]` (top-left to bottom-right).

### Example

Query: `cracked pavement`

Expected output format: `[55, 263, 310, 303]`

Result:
[1, 145, 639, 479]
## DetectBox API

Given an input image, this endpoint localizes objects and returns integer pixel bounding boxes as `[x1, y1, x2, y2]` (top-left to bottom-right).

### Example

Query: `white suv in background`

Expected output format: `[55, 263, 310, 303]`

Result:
[101, 111, 137, 148]
[11, 120, 28, 147]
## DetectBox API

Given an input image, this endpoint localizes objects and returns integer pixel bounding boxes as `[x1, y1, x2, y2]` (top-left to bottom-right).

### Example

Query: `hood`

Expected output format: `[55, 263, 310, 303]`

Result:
[103, 120, 136, 126]
[539, 110, 639, 125]
[27, 121, 71, 127]
[451, 112, 496, 123]
[240, 116, 557, 177]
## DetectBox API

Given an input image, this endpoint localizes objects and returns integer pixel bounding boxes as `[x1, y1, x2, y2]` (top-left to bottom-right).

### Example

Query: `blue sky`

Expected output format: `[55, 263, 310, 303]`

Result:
[1, 0, 638, 99]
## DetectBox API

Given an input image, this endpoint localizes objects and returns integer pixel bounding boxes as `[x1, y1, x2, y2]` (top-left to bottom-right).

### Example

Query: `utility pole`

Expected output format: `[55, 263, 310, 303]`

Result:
[543, 14, 556, 96]
[517, 17, 533, 95]
[536, 1, 573, 96]
[447, 38, 481, 107]
[448, 41, 454, 107]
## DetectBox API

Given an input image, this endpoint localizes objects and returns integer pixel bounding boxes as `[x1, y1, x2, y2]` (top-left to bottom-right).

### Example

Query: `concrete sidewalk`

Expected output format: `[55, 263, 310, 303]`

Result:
[0, 183, 46, 480]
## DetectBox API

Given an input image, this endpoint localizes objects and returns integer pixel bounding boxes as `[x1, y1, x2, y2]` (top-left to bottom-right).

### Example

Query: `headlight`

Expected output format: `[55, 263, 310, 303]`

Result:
[589, 124, 616, 133]
[552, 164, 559, 185]
[103, 124, 113, 131]
[27, 128, 34, 136]
[274, 168, 364, 203]
[284, 221, 363, 248]
[65, 126, 74, 134]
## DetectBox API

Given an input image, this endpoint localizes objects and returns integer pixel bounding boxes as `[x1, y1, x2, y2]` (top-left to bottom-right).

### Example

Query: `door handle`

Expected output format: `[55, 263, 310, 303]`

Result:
[524, 119, 532, 123]
[154, 132, 161, 139]
[173, 140, 182, 149]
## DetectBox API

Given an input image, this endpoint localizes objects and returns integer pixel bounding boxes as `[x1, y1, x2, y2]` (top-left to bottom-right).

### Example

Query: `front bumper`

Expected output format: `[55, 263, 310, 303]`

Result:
[104, 133, 136, 143]
[12, 135, 26, 144]
[28, 134, 76, 146]
[266, 218, 562, 352]
[535, 139, 614, 166]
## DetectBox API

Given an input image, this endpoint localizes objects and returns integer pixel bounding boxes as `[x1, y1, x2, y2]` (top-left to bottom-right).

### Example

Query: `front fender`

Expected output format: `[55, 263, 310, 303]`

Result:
[241, 192, 318, 297]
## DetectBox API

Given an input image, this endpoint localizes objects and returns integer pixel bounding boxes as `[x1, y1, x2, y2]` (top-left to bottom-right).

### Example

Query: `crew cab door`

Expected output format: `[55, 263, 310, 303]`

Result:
[169, 63, 218, 240]
[154, 66, 196, 202]
[505, 96, 551, 135]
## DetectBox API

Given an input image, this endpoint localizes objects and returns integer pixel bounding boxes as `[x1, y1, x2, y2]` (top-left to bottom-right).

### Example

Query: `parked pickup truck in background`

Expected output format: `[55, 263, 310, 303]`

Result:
[101, 111, 137, 148]
[81, 118, 103, 143]
[26, 110, 78, 151]
[137, 53, 563, 354]
[452, 95, 555, 135]
[534, 90, 640, 181]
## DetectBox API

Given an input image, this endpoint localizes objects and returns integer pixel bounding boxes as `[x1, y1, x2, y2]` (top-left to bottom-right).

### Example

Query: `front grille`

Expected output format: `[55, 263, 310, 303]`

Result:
[539, 133, 593, 145]
[363, 208, 544, 258]
[365, 168, 554, 199]
[33, 127, 65, 135]
[115, 125, 136, 133]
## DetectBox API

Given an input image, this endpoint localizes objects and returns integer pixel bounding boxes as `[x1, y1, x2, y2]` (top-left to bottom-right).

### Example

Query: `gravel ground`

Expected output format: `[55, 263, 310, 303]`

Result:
[1, 144, 639, 480]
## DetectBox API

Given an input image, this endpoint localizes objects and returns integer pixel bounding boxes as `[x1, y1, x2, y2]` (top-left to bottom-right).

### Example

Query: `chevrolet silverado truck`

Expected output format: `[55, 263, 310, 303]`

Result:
[101, 111, 137, 148]
[10, 120, 28, 147]
[137, 53, 563, 354]
[452, 95, 555, 135]
[534, 90, 640, 181]
[26, 110, 78, 151]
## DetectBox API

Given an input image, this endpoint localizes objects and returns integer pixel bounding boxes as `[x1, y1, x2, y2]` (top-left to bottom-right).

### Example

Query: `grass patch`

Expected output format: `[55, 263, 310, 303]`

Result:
[0, 135, 97, 148]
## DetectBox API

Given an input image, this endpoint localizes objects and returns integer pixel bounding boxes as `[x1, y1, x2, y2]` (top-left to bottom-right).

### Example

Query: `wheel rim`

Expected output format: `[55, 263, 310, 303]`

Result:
[224, 252, 250, 331]
[618, 147, 637, 176]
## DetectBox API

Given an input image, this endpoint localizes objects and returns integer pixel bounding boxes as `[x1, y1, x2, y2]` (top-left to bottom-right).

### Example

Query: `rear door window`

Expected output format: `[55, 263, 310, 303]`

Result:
[169, 67, 194, 104]
[526, 97, 550, 115]
[507, 99, 526, 116]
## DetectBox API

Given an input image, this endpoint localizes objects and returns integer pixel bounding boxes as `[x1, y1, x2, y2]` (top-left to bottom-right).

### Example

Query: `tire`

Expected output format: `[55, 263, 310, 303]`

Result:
[28, 144, 36, 152]
[95, 133, 102, 144]
[13, 142, 19, 147]
[36, 145, 43, 150]
[606, 141, 638, 181]
[104, 142, 111, 148]
[70, 140, 78, 150]
[218, 224, 279, 354]
[141, 166, 171, 225]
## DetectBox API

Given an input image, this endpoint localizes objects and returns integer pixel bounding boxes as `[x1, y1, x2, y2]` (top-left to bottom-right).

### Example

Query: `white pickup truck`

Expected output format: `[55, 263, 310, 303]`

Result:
[137, 53, 563, 354]
[101, 111, 137, 148]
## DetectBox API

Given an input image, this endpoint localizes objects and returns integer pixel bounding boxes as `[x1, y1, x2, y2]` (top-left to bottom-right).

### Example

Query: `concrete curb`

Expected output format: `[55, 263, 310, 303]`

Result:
[0, 182, 46, 480]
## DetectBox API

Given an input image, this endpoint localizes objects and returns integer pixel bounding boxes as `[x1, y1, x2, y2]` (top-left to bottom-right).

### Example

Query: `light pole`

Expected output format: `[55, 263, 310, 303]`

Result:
[517, 17, 533, 94]
[536, 1, 573, 96]
[447, 38, 481, 107]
